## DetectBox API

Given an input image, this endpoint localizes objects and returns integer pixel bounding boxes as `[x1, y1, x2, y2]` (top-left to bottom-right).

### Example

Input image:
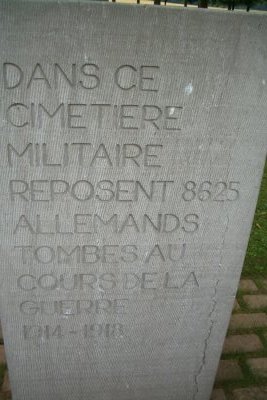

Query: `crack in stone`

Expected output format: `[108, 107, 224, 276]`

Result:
[192, 279, 219, 400]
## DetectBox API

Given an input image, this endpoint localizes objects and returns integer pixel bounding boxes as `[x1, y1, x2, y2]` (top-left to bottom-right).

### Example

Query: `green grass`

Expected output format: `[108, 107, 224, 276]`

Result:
[243, 160, 267, 278]
[0, 365, 6, 390]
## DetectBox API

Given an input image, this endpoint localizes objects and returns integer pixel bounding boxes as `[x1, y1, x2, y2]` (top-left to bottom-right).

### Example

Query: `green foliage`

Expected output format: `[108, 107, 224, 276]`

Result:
[243, 161, 267, 277]
[209, 0, 267, 10]
[0, 364, 6, 389]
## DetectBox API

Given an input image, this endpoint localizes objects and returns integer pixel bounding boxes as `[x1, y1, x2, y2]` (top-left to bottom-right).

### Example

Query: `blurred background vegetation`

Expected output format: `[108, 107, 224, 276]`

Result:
[150, 0, 267, 11]
[200, 0, 267, 11]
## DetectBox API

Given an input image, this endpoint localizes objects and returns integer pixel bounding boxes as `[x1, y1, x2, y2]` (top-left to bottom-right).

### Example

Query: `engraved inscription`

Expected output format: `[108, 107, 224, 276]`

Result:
[23, 323, 124, 341]
[20, 298, 129, 315]
[14, 243, 186, 264]
[5, 103, 182, 130]
[1, 55, 240, 353]
[17, 271, 199, 293]
[7, 143, 163, 168]
[182, 181, 240, 202]
[13, 213, 199, 235]
[9, 179, 174, 203]
[3, 63, 160, 92]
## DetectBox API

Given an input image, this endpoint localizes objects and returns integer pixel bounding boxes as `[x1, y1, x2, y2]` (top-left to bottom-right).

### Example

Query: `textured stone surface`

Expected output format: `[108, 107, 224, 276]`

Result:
[243, 295, 267, 309]
[238, 280, 258, 292]
[233, 387, 267, 400]
[0, 2, 266, 400]
[229, 314, 267, 330]
[223, 334, 263, 354]
[215, 360, 243, 382]
[247, 358, 267, 378]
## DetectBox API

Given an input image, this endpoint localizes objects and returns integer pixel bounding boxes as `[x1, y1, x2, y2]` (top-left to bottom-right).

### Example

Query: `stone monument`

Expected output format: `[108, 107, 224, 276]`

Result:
[0, 2, 266, 399]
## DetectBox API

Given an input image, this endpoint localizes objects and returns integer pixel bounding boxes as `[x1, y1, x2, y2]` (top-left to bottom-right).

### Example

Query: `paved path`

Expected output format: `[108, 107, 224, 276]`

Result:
[211, 278, 267, 399]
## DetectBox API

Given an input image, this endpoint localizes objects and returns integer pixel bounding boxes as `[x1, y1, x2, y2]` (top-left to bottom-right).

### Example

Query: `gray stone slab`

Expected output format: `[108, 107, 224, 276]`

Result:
[0, 2, 266, 400]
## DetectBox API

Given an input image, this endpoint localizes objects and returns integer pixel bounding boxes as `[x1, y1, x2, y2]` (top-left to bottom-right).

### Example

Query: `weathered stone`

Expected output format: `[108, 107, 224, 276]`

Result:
[247, 358, 267, 378]
[223, 334, 263, 354]
[215, 360, 243, 382]
[210, 388, 226, 400]
[243, 295, 267, 309]
[229, 314, 267, 330]
[233, 387, 267, 400]
[0, 2, 266, 400]
[238, 280, 258, 292]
